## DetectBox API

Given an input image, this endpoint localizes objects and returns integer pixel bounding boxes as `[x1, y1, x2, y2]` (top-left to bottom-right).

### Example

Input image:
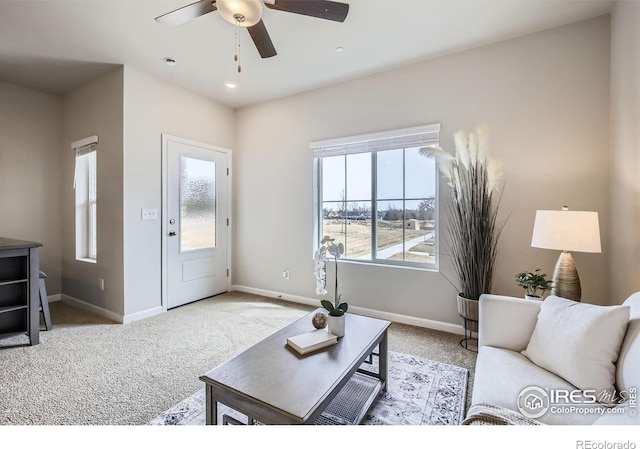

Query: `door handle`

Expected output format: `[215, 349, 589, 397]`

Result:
[169, 231, 176, 237]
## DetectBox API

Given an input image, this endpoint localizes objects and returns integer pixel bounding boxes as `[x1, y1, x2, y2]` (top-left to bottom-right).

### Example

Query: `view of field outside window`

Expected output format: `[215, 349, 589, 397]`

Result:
[180, 156, 217, 252]
[320, 147, 436, 266]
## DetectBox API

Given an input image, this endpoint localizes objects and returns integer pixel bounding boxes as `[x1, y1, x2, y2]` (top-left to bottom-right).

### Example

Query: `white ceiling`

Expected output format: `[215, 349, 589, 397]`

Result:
[0, 0, 614, 108]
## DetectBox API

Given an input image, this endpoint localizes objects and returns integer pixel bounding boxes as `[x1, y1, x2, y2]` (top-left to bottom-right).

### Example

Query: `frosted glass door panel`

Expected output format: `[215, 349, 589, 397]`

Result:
[181, 157, 216, 252]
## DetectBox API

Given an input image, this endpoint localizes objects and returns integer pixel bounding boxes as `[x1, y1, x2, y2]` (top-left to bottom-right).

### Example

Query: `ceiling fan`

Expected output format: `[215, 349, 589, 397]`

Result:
[155, 0, 350, 59]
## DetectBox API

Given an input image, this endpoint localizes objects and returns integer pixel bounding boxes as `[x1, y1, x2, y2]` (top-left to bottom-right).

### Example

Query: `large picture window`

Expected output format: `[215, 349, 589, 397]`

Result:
[312, 124, 439, 269]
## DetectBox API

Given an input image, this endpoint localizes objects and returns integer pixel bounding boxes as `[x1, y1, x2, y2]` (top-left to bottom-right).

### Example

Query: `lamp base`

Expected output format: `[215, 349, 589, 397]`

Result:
[551, 251, 582, 302]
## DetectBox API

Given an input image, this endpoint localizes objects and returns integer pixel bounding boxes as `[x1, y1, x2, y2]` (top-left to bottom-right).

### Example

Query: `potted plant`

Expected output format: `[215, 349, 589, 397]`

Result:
[314, 236, 348, 337]
[421, 126, 506, 338]
[515, 269, 553, 300]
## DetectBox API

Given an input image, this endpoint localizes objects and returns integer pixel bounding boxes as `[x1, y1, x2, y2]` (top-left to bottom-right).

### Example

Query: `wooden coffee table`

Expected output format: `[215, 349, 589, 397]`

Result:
[199, 309, 390, 425]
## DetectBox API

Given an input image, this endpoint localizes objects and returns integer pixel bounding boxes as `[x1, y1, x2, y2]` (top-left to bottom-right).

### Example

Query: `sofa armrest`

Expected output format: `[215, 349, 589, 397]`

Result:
[479, 294, 542, 352]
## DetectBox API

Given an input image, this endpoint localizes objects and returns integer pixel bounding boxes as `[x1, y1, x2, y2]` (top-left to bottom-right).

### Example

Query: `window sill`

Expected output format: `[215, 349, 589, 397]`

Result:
[334, 258, 439, 273]
[76, 258, 97, 264]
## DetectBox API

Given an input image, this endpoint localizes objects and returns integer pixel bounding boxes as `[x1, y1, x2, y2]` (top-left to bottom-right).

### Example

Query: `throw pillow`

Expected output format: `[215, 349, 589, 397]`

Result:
[523, 295, 630, 403]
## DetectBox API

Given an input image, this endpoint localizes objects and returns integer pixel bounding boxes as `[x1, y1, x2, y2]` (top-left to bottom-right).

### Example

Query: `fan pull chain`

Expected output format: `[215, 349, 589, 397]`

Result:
[234, 19, 241, 73]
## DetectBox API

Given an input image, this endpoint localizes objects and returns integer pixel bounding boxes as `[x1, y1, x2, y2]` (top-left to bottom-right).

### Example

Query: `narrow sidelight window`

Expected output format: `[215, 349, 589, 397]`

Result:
[73, 136, 98, 263]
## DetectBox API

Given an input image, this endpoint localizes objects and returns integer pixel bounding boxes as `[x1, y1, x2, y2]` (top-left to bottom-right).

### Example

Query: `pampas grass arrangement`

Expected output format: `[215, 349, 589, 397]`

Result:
[420, 126, 506, 301]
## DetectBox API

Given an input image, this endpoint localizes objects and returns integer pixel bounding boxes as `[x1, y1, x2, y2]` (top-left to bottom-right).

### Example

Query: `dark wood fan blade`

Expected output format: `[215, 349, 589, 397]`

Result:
[155, 0, 217, 27]
[266, 0, 349, 22]
[248, 19, 277, 58]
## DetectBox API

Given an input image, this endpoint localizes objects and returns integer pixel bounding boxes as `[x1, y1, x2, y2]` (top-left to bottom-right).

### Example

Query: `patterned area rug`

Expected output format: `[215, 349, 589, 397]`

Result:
[148, 351, 468, 426]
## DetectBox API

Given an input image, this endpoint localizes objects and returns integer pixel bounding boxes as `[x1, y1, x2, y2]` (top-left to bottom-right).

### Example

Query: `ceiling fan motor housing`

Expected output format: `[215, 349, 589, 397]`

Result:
[216, 0, 263, 27]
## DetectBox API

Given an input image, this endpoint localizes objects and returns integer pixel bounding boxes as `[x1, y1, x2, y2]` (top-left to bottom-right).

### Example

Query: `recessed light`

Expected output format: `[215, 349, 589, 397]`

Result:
[224, 82, 238, 90]
[163, 57, 176, 66]
[336, 46, 345, 53]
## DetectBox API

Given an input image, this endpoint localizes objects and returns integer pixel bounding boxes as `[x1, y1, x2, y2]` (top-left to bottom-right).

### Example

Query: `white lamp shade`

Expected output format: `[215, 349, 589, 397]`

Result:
[531, 210, 601, 253]
[217, 0, 263, 27]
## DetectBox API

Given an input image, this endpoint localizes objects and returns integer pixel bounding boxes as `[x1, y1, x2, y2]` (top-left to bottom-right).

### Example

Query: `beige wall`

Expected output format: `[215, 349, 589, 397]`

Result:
[234, 16, 611, 328]
[610, 1, 640, 303]
[122, 67, 235, 317]
[56, 65, 235, 320]
[61, 67, 125, 315]
[0, 82, 62, 294]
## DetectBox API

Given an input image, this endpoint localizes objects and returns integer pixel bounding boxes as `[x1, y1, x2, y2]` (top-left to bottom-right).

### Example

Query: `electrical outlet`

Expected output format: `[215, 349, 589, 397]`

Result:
[282, 269, 289, 280]
[99, 279, 105, 291]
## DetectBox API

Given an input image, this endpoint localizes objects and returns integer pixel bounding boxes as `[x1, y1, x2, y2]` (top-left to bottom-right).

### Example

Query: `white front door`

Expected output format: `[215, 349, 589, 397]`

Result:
[163, 135, 230, 310]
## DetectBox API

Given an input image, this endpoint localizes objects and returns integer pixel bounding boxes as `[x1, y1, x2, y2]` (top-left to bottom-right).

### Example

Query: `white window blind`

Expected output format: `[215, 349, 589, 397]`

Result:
[311, 124, 440, 157]
[72, 135, 98, 188]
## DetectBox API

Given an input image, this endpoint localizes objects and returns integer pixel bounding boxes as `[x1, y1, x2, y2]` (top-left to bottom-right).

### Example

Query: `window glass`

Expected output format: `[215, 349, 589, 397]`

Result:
[346, 153, 371, 201]
[87, 151, 97, 260]
[405, 147, 436, 199]
[377, 149, 403, 200]
[180, 157, 216, 252]
[75, 150, 97, 262]
[322, 155, 345, 202]
[314, 126, 439, 269]
[376, 200, 404, 260]
[401, 199, 436, 265]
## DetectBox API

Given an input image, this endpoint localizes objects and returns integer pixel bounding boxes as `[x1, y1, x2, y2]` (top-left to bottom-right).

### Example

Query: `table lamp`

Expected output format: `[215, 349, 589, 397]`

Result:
[530, 206, 601, 302]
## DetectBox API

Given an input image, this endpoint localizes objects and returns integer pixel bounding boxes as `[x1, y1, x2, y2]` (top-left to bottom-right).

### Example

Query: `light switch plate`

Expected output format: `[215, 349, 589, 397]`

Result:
[142, 208, 158, 220]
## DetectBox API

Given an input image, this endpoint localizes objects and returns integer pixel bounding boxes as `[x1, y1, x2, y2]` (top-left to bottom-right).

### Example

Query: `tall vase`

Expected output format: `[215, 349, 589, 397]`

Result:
[456, 294, 479, 333]
[457, 294, 478, 352]
[327, 315, 345, 338]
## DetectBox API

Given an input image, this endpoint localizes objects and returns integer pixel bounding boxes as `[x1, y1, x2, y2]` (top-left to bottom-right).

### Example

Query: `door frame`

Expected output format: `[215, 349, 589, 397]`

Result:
[161, 134, 233, 313]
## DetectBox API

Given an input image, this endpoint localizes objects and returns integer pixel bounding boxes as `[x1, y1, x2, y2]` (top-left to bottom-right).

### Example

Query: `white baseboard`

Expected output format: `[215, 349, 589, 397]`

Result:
[122, 306, 163, 324]
[47, 294, 62, 303]
[60, 294, 123, 324]
[60, 295, 163, 324]
[231, 285, 465, 336]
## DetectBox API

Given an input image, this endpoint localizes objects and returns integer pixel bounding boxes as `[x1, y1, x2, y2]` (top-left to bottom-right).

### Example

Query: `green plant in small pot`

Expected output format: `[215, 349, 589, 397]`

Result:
[314, 236, 348, 337]
[515, 269, 553, 300]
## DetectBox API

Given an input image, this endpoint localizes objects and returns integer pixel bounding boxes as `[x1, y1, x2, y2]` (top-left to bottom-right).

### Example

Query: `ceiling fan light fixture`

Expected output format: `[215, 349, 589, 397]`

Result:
[157, 0, 349, 60]
[216, 0, 263, 27]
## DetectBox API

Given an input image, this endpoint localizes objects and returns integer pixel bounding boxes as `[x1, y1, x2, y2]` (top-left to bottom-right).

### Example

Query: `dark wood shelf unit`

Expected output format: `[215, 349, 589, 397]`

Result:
[0, 238, 42, 345]
[0, 279, 28, 287]
[0, 304, 28, 314]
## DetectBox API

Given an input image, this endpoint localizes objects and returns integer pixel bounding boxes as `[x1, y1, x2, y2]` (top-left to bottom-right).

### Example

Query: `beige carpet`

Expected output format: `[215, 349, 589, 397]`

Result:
[0, 291, 476, 425]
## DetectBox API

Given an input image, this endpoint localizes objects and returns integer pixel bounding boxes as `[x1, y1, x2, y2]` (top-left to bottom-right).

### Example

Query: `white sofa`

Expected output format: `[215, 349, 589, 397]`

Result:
[470, 292, 640, 425]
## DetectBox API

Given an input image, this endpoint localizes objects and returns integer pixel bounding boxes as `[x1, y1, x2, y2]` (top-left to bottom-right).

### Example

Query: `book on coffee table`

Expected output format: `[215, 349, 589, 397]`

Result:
[287, 330, 338, 355]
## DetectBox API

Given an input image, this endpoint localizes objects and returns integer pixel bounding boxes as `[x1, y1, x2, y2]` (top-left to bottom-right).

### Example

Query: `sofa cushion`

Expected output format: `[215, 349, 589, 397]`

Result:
[616, 292, 640, 394]
[522, 296, 630, 403]
[472, 346, 601, 425]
